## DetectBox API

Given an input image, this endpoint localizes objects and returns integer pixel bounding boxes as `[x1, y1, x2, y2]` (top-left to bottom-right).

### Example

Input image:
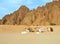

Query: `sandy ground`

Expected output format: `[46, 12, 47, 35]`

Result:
[0, 25, 60, 44]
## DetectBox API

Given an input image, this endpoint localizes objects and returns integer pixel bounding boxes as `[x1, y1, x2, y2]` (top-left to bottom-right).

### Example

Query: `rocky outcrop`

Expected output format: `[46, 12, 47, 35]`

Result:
[45, 1, 60, 25]
[1, 5, 30, 25]
[1, 0, 60, 25]
[0, 19, 1, 25]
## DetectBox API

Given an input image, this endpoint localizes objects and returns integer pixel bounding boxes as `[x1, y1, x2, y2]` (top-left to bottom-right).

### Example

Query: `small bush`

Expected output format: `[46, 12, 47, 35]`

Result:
[50, 22, 56, 26]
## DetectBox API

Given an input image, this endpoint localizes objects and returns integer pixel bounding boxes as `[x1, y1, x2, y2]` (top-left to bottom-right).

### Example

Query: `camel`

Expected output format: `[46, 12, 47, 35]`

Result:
[47, 27, 53, 32]
[34, 27, 45, 33]
[21, 28, 29, 34]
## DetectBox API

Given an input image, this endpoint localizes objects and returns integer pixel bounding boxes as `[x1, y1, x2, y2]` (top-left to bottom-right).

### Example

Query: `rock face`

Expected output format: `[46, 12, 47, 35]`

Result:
[0, 19, 1, 25]
[0, 1, 60, 25]
[1, 5, 30, 25]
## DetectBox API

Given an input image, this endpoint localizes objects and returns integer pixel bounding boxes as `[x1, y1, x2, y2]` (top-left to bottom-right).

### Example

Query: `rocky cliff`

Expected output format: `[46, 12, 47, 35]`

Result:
[0, 0, 60, 25]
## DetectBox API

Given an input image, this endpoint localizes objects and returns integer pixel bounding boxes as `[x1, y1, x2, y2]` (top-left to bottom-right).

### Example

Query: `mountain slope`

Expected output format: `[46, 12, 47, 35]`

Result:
[0, 1, 60, 25]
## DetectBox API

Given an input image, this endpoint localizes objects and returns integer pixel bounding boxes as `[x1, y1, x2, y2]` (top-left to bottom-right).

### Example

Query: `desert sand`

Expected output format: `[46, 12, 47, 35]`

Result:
[0, 25, 60, 44]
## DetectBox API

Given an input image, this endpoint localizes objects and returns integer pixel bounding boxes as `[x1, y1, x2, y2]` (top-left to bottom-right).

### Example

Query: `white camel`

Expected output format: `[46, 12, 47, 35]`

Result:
[21, 28, 29, 34]
[35, 27, 45, 34]
[47, 27, 50, 32]
[39, 27, 45, 33]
